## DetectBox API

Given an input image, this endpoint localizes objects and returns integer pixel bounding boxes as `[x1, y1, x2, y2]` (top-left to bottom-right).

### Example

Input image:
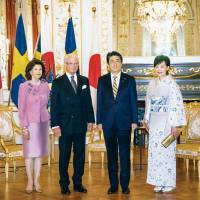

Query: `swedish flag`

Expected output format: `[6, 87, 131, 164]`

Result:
[34, 34, 41, 60]
[65, 17, 79, 74]
[11, 14, 29, 107]
[65, 17, 77, 55]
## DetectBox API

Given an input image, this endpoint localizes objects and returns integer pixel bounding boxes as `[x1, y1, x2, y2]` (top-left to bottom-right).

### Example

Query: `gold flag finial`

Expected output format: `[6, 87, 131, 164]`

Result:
[92, 7, 96, 16]
[19, 0, 22, 9]
[44, 4, 49, 14]
[68, 4, 72, 18]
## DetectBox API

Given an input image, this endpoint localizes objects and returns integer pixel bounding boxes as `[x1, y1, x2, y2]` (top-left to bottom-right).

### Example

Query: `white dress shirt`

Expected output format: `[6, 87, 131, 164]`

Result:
[66, 72, 78, 85]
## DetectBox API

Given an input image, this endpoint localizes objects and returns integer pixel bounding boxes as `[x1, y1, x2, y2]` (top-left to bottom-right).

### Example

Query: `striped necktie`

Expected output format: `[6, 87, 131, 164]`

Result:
[112, 75, 118, 98]
[71, 75, 77, 93]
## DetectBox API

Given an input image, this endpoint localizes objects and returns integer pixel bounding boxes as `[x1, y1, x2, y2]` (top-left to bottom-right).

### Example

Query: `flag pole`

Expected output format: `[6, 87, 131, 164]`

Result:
[80, 0, 83, 75]
[51, 0, 54, 61]
[7, 80, 12, 106]
[8, 2, 23, 107]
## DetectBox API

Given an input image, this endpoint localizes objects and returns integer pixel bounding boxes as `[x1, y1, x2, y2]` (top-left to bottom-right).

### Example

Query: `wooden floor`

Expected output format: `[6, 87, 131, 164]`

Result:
[0, 146, 200, 200]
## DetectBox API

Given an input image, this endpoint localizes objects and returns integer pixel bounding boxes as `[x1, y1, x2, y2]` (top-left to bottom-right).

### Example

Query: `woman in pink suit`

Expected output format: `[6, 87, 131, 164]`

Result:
[18, 59, 50, 193]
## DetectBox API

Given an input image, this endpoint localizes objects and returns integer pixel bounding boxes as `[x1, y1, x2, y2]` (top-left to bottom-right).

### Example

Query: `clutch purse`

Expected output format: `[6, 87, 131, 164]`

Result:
[161, 134, 175, 148]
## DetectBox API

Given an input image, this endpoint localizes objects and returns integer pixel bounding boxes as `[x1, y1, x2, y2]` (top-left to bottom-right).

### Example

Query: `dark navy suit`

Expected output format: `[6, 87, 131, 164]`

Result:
[51, 74, 95, 188]
[97, 72, 138, 190]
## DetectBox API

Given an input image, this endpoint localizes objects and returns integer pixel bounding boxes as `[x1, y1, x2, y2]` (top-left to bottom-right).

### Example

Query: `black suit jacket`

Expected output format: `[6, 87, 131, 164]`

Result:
[97, 72, 138, 131]
[50, 74, 95, 134]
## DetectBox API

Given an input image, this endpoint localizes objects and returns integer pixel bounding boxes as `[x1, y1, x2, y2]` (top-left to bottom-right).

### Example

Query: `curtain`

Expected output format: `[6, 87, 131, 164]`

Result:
[6, 0, 16, 89]
[32, 0, 39, 51]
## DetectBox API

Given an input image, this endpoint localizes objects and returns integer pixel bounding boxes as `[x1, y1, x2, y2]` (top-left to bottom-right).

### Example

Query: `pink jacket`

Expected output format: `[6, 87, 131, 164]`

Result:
[18, 80, 50, 127]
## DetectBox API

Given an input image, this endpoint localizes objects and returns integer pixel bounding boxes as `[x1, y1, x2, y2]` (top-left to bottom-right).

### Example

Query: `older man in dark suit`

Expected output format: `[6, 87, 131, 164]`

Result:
[51, 54, 95, 195]
[97, 51, 138, 194]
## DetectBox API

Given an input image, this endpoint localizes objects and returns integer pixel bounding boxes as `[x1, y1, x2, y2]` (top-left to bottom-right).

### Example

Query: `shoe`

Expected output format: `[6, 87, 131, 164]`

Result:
[26, 184, 33, 194]
[34, 186, 42, 193]
[60, 186, 70, 195]
[161, 186, 175, 193]
[26, 189, 33, 194]
[154, 186, 163, 193]
[74, 185, 87, 193]
[122, 188, 130, 194]
[107, 187, 118, 194]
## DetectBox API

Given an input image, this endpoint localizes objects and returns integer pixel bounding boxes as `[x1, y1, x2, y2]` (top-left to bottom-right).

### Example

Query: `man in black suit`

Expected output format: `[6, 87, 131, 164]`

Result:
[97, 51, 138, 194]
[51, 54, 95, 195]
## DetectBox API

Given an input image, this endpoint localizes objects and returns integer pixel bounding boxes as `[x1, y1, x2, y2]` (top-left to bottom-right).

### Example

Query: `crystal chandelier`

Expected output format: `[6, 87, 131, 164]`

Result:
[137, 0, 187, 41]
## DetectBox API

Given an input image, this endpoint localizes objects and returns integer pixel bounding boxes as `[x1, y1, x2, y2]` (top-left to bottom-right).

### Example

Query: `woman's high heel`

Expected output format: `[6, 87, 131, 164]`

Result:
[34, 185, 42, 193]
[26, 185, 33, 194]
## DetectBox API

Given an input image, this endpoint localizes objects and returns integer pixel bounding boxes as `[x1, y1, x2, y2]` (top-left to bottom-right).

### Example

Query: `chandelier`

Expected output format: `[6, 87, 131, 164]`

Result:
[137, 0, 187, 41]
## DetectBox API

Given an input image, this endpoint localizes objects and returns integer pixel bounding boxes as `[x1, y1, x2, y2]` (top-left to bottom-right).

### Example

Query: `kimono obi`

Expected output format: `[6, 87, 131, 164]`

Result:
[150, 96, 168, 113]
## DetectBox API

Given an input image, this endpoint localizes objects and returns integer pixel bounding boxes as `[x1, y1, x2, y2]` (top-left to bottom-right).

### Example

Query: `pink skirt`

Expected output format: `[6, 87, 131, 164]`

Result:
[23, 122, 49, 158]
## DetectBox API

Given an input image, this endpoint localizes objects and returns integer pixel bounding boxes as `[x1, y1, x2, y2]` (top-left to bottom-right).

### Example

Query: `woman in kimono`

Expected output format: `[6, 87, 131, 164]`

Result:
[143, 55, 186, 193]
[18, 59, 50, 193]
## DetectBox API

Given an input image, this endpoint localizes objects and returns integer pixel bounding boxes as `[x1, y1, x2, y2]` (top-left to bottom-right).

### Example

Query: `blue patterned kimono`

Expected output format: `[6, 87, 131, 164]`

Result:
[144, 75, 186, 187]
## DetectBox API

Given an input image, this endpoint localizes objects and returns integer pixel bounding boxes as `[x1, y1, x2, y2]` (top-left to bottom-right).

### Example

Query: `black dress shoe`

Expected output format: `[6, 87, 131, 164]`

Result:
[122, 188, 130, 194]
[107, 187, 118, 194]
[74, 185, 87, 193]
[60, 186, 70, 195]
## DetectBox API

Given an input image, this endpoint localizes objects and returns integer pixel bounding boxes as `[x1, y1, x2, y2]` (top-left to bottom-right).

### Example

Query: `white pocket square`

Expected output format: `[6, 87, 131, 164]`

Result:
[82, 85, 87, 89]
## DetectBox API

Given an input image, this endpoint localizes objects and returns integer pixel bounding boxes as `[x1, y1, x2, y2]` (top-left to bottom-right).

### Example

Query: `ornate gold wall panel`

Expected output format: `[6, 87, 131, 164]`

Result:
[117, 0, 130, 55]
[114, 0, 131, 56]
[0, 0, 7, 92]
[113, 0, 200, 56]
